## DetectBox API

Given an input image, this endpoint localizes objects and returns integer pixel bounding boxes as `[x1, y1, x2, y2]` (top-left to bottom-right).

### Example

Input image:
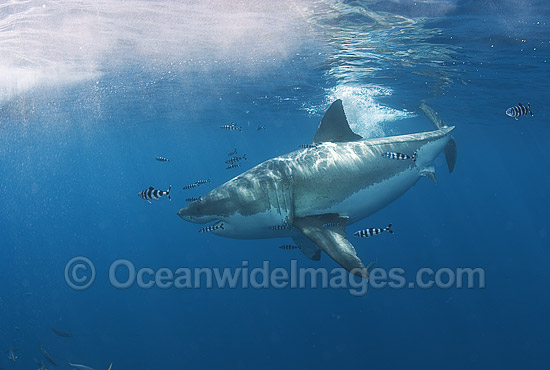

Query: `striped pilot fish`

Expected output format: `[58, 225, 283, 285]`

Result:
[198, 223, 224, 233]
[381, 152, 416, 161]
[228, 148, 237, 156]
[225, 154, 247, 164]
[155, 156, 170, 162]
[182, 183, 199, 190]
[270, 224, 292, 231]
[226, 164, 241, 170]
[195, 179, 211, 185]
[185, 197, 202, 202]
[138, 186, 171, 203]
[299, 144, 319, 149]
[279, 245, 299, 250]
[353, 224, 393, 238]
[506, 102, 533, 120]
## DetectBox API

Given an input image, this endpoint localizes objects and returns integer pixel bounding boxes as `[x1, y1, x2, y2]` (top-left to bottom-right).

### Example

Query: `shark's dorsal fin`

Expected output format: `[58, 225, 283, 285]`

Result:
[313, 100, 362, 144]
[293, 214, 369, 278]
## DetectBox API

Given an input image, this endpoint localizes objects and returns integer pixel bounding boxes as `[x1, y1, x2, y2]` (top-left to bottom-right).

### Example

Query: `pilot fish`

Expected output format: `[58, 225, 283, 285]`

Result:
[279, 245, 299, 250]
[381, 152, 416, 161]
[354, 224, 393, 238]
[225, 154, 247, 164]
[138, 186, 171, 203]
[198, 223, 224, 233]
[506, 102, 533, 120]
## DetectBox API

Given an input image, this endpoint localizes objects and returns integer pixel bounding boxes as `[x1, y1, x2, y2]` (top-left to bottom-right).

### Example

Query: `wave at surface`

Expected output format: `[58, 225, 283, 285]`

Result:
[0, 0, 313, 102]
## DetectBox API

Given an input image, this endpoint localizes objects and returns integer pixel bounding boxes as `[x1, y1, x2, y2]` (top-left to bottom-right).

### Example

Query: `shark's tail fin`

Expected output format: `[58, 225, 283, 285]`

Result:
[419, 103, 457, 173]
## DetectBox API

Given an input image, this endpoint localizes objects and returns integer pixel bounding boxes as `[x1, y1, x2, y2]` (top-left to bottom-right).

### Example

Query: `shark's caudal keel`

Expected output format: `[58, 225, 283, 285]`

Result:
[178, 100, 456, 278]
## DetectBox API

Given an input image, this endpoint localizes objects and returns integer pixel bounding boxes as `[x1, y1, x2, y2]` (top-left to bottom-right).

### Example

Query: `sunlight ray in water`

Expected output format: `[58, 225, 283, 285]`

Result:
[0, 0, 314, 102]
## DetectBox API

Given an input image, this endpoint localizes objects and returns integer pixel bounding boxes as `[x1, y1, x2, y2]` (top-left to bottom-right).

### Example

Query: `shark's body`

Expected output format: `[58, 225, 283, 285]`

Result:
[178, 100, 456, 278]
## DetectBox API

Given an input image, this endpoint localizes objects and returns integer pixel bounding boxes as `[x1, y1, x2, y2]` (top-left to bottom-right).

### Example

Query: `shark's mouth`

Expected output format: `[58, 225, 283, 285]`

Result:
[177, 207, 218, 224]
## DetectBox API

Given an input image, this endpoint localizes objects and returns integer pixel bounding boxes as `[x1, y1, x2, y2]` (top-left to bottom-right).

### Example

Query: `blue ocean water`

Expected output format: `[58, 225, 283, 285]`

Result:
[1, 0, 549, 369]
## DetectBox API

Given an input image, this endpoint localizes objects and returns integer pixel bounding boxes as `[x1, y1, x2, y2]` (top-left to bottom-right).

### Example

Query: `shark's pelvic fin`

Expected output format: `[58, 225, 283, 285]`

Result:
[419, 102, 457, 173]
[292, 234, 321, 261]
[313, 100, 363, 144]
[421, 165, 438, 184]
[293, 214, 369, 278]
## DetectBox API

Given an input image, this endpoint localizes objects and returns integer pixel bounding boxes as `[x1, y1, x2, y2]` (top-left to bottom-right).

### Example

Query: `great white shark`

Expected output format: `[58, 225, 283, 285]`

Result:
[178, 100, 456, 278]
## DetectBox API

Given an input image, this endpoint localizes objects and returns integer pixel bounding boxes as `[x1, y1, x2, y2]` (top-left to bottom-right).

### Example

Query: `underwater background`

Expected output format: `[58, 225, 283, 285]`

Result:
[1, 0, 549, 369]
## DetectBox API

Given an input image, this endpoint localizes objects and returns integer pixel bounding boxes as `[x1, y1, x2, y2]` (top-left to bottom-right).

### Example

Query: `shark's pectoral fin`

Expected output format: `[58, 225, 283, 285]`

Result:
[293, 214, 369, 278]
[292, 234, 321, 261]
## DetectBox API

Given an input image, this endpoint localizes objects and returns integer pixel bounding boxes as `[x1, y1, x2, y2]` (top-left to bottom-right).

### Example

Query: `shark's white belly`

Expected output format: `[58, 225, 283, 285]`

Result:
[215, 167, 422, 239]
[299, 167, 422, 225]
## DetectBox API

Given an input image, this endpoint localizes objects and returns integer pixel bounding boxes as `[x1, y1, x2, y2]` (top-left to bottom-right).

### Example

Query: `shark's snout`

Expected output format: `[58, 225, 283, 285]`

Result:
[177, 203, 217, 224]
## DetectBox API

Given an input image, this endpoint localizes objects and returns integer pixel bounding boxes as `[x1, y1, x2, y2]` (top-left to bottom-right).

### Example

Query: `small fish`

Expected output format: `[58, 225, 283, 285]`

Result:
[506, 102, 533, 120]
[182, 183, 199, 190]
[381, 152, 416, 161]
[194, 179, 211, 185]
[185, 197, 202, 202]
[67, 361, 96, 370]
[354, 224, 393, 238]
[155, 156, 170, 162]
[107, 364, 112, 370]
[51, 327, 72, 337]
[257, 125, 266, 130]
[279, 245, 299, 250]
[138, 186, 171, 203]
[39, 344, 56, 366]
[228, 148, 238, 156]
[7, 347, 17, 363]
[270, 224, 292, 231]
[220, 122, 242, 131]
[225, 154, 247, 164]
[226, 164, 241, 170]
[322, 223, 341, 228]
[299, 144, 318, 149]
[198, 223, 224, 233]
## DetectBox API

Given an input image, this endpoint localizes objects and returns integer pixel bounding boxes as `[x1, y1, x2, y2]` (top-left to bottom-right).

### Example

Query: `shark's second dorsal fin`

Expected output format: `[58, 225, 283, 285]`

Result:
[313, 100, 362, 144]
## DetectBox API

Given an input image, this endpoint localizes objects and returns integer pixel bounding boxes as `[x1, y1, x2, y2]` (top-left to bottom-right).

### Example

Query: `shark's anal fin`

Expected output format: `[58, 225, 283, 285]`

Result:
[313, 100, 362, 144]
[293, 214, 369, 278]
